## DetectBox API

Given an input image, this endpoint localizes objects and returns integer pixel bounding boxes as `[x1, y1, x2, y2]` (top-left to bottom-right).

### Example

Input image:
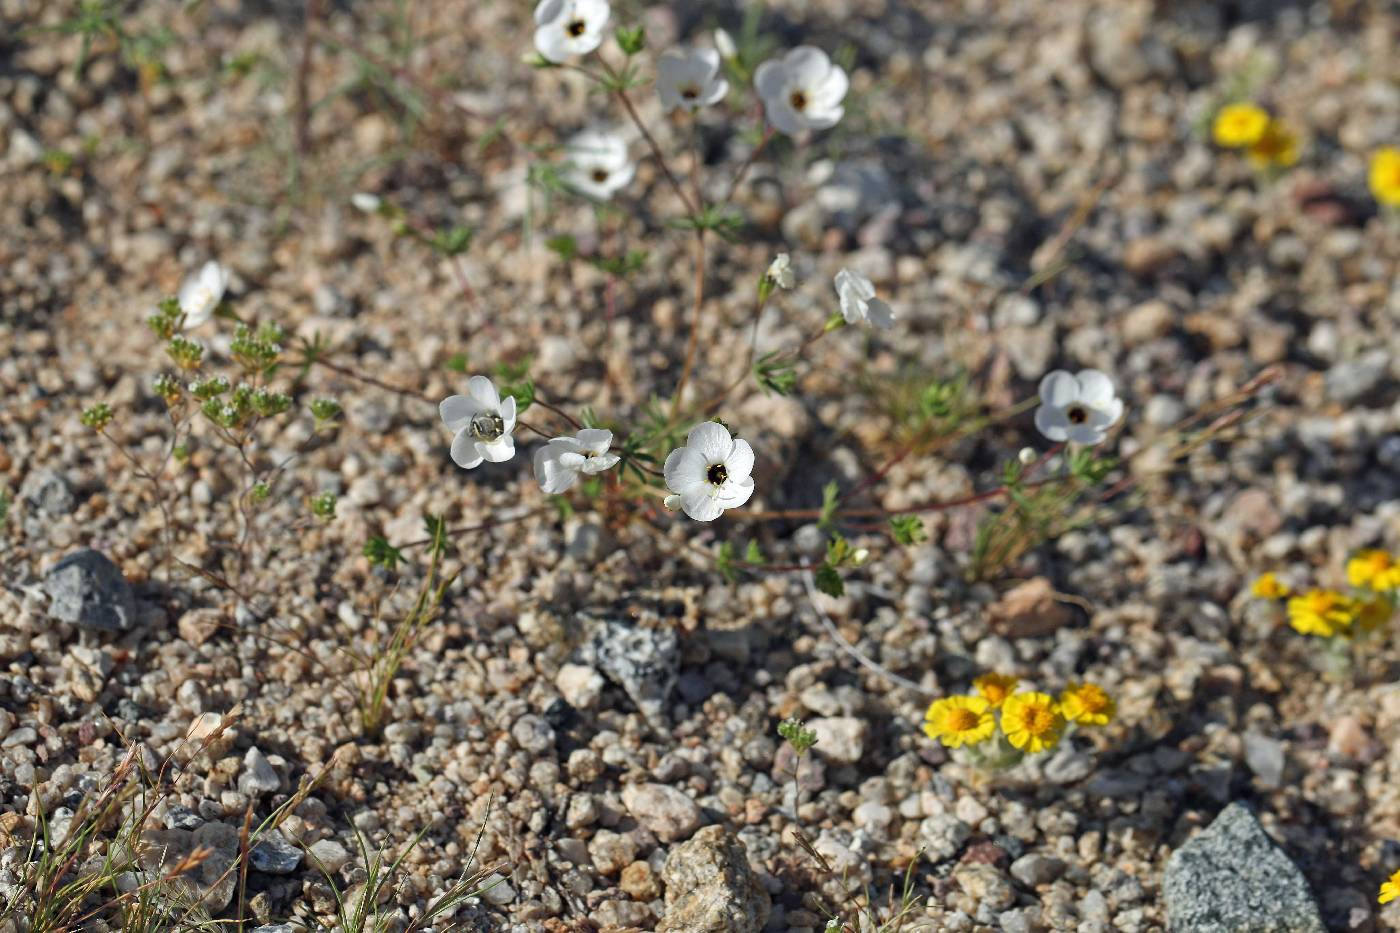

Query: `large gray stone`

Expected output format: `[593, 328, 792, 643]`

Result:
[1164, 803, 1324, 933]
[44, 549, 137, 632]
[574, 615, 678, 727]
[657, 826, 769, 932]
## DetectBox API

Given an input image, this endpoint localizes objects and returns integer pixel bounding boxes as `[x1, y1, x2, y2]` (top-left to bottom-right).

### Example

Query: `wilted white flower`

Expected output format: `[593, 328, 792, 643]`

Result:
[834, 268, 894, 329]
[663, 422, 755, 521]
[351, 192, 382, 213]
[1034, 369, 1124, 445]
[562, 129, 635, 201]
[440, 376, 517, 469]
[754, 46, 848, 135]
[714, 28, 737, 61]
[1017, 447, 1038, 465]
[533, 428, 620, 493]
[178, 260, 229, 329]
[657, 46, 729, 113]
[534, 0, 609, 63]
[766, 253, 796, 290]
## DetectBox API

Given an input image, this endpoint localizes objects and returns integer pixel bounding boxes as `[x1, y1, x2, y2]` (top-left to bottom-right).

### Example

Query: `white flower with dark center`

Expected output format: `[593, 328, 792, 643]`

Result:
[1034, 369, 1124, 445]
[663, 422, 755, 521]
[834, 268, 894, 329]
[534, 0, 609, 63]
[657, 47, 728, 113]
[351, 192, 382, 213]
[440, 376, 518, 469]
[178, 260, 229, 329]
[754, 46, 848, 136]
[562, 130, 635, 201]
[767, 253, 796, 290]
[533, 428, 620, 493]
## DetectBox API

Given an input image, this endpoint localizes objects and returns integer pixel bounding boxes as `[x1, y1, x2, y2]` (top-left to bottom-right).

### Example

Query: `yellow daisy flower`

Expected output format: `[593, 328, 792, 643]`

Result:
[1246, 118, 1299, 169]
[1286, 589, 1356, 638]
[923, 695, 996, 749]
[1380, 869, 1400, 905]
[1212, 103, 1270, 148]
[1250, 572, 1290, 600]
[1001, 692, 1065, 754]
[1348, 550, 1400, 593]
[973, 673, 1019, 708]
[1059, 682, 1116, 726]
[1371, 148, 1400, 207]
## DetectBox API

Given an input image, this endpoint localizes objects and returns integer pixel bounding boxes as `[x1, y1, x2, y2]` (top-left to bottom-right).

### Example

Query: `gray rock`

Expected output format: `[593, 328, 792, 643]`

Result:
[575, 615, 678, 727]
[238, 747, 280, 795]
[138, 823, 239, 910]
[621, 781, 703, 842]
[1243, 732, 1286, 788]
[44, 549, 137, 632]
[657, 825, 770, 933]
[307, 838, 352, 874]
[1010, 853, 1066, 886]
[1163, 803, 1325, 933]
[250, 830, 303, 874]
[20, 469, 75, 518]
[1043, 747, 1095, 785]
[1325, 350, 1389, 405]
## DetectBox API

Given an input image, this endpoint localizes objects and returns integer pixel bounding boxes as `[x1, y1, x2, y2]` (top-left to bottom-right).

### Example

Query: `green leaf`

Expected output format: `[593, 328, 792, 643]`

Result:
[744, 540, 765, 564]
[364, 536, 404, 570]
[753, 351, 797, 396]
[422, 514, 449, 558]
[546, 234, 578, 261]
[615, 25, 645, 56]
[777, 717, 819, 755]
[889, 515, 925, 546]
[818, 480, 841, 529]
[814, 562, 844, 597]
[445, 352, 469, 373]
[716, 541, 738, 583]
[431, 225, 474, 257]
[501, 379, 535, 415]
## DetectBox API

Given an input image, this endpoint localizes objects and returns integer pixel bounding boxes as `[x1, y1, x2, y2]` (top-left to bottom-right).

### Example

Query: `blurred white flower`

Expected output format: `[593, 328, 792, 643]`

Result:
[754, 46, 848, 135]
[351, 192, 382, 213]
[657, 46, 729, 113]
[178, 260, 229, 329]
[440, 376, 518, 469]
[714, 28, 737, 61]
[834, 268, 894, 329]
[1017, 447, 1038, 465]
[533, 428, 620, 493]
[1034, 370, 1124, 445]
[534, 0, 610, 63]
[663, 422, 755, 521]
[766, 253, 796, 290]
[562, 129, 635, 201]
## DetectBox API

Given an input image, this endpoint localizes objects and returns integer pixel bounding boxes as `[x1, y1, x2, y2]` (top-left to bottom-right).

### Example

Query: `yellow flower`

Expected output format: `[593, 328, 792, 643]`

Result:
[1212, 103, 1270, 148]
[1286, 589, 1357, 638]
[1246, 119, 1299, 170]
[1250, 572, 1290, 600]
[1347, 550, 1400, 593]
[923, 695, 996, 748]
[1059, 682, 1116, 726]
[1001, 692, 1065, 754]
[1371, 147, 1400, 207]
[973, 673, 1019, 709]
[1380, 869, 1400, 905]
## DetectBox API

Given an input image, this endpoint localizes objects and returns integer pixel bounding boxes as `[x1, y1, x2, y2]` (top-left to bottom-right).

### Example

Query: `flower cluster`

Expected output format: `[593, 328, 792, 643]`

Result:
[1372, 147, 1400, 207]
[922, 674, 1115, 763]
[1211, 102, 1299, 170]
[1250, 549, 1398, 641]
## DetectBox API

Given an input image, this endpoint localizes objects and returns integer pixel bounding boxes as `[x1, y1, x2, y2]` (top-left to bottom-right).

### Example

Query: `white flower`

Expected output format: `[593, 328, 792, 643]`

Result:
[1033, 369, 1124, 445]
[766, 253, 796, 290]
[440, 376, 518, 469]
[714, 28, 737, 61]
[561, 129, 635, 201]
[663, 422, 755, 522]
[533, 428, 620, 493]
[177, 260, 229, 329]
[351, 192, 382, 213]
[753, 46, 848, 136]
[834, 268, 894, 329]
[657, 46, 728, 113]
[534, 0, 609, 63]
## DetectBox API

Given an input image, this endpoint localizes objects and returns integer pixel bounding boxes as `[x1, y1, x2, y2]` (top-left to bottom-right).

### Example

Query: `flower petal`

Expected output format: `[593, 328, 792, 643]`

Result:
[576, 428, 613, 454]
[686, 421, 734, 464]
[1034, 404, 1070, 442]
[534, 23, 571, 63]
[534, 0, 564, 25]
[725, 438, 755, 481]
[1037, 370, 1079, 407]
[440, 394, 481, 430]
[681, 491, 726, 522]
[479, 435, 515, 462]
[812, 63, 849, 109]
[718, 476, 754, 508]
[834, 268, 875, 301]
[865, 298, 895, 330]
[467, 375, 499, 409]
[753, 58, 787, 100]
[450, 430, 484, 469]
[582, 453, 620, 474]
[664, 447, 708, 495]
[500, 394, 517, 431]
[785, 46, 831, 86]
[1075, 369, 1116, 408]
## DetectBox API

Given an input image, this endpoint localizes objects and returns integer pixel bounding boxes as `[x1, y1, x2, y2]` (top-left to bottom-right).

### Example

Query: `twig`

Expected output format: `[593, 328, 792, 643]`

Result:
[801, 569, 935, 698]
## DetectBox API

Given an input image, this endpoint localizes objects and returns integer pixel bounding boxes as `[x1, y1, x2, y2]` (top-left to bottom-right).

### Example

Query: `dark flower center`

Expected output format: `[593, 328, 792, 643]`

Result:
[681, 85, 700, 100]
[707, 463, 729, 486]
[1066, 405, 1088, 425]
[591, 168, 609, 183]
[789, 89, 808, 111]
[469, 411, 505, 441]
[566, 19, 586, 37]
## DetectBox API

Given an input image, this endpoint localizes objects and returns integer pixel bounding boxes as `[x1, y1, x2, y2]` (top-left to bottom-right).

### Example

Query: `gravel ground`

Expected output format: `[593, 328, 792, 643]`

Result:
[2, 0, 1400, 931]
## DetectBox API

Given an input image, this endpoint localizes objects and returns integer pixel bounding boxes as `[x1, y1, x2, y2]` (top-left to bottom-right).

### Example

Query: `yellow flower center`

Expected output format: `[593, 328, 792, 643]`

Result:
[1075, 688, 1108, 714]
[1020, 704, 1056, 735]
[566, 19, 587, 37]
[945, 708, 980, 732]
